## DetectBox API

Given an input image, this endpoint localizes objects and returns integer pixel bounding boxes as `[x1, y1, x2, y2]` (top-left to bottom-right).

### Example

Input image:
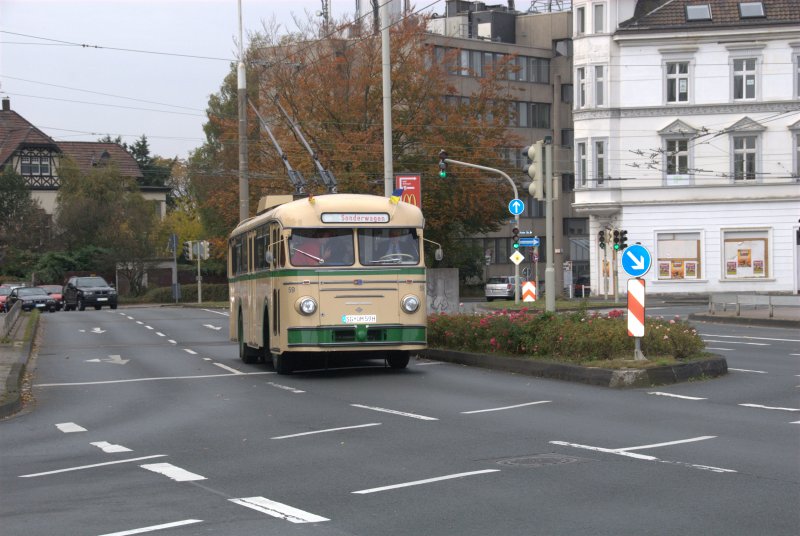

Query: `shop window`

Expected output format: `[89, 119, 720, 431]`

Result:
[656, 232, 702, 280]
[722, 229, 769, 279]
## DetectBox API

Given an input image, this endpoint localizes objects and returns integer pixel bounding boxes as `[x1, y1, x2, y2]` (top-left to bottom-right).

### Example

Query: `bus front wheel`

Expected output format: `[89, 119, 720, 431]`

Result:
[237, 312, 260, 364]
[272, 353, 293, 375]
[387, 351, 410, 369]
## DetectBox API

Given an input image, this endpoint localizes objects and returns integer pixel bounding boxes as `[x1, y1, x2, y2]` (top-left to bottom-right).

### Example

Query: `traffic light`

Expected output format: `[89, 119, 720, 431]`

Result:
[438, 150, 448, 178]
[200, 240, 211, 260]
[522, 140, 544, 199]
[512, 227, 520, 250]
[598, 230, 606, 249]
[619, 230, 628, 250]
[183, 241, 193, 261]
[612, 229, 621, 251]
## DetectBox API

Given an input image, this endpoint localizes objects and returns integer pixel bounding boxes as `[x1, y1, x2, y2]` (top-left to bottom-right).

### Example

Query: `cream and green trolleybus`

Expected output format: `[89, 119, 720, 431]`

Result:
[228, 193, 435, 374]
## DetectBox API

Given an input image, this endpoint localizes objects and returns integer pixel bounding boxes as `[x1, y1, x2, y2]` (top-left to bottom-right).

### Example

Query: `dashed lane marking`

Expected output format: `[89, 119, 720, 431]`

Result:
[140, 462, 206, 482]
[212, 362, 243, 375]
[462, 401, 551, 414]
[352, 469, 500, 494]
[91, 441, 132, 453]
[351, 404, 438, 421]
[19, 455, 167, 478]
[738, 403, 800, 412]
[648, 392, 707, 400]
[229, 497, 329, 523]
[56, 422, 87, 433]
[729, 368, 767, 374]
[272, 423, 380, 440]
[97, 519, 203, 536]
[35, 371, 275, 387]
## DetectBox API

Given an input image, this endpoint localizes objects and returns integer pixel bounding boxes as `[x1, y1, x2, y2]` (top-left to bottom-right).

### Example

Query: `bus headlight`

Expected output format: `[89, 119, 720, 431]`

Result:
[401, 295, 420, 313]
[296, 297, 317, 315]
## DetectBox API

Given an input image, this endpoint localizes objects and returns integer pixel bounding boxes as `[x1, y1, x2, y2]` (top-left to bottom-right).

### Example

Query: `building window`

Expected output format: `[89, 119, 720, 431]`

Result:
[576, 7, 585, 34]
[594, 65, 605, 106]
[528, 58, 550, 83]
[20, 156, 31, 175]
[656, 232, 702, 280]
[665, 139, 690, 185]
[561, 84, 573, 103]
[733, 58, 756, 100]
[738, 2, 765, 18]
[577, 141, 587, 186]
[577, 67, 586, 108]
[561, 129, 574, 148]
[666, 62, 689, 103]
[686, 4, 712, 21]
[722, 229, 769, 279]
[530, 103, 551, 129]
[594, 140, 606, 186]
[732, 135, 757, 181]
[593, 4, 605, 33]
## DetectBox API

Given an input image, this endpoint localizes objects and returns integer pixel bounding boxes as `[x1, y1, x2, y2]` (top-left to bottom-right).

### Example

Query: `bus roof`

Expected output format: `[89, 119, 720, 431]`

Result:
[231, 193, 425, 236]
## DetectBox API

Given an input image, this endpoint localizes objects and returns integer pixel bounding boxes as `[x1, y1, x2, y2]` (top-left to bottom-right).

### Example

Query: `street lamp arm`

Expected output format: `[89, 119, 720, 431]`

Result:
[443, 158, 519, 201]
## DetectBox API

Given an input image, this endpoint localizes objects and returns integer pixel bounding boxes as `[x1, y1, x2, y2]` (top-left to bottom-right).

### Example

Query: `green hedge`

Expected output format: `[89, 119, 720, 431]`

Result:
[138, 283, 229, 304]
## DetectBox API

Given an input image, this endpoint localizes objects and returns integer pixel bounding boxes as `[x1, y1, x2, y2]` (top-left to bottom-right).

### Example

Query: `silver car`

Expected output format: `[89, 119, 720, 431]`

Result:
[484, 276, 521, 301]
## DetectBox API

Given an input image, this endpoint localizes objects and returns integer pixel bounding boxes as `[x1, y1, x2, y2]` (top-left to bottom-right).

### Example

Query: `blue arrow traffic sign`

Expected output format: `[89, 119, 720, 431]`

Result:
[621, 244, 652, 278]
[508, 198, 525, 216]
[519, 236, 540, 247]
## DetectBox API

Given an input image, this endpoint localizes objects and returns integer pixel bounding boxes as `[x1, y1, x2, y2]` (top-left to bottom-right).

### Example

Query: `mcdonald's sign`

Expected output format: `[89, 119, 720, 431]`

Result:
[395, 174, 421, 209]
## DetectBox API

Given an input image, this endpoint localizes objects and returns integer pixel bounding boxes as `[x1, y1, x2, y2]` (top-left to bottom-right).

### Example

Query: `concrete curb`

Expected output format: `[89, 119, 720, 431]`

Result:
[420, 349, 727, 388]
[0, 315, 36, 419]
[689, 313, 800, 330]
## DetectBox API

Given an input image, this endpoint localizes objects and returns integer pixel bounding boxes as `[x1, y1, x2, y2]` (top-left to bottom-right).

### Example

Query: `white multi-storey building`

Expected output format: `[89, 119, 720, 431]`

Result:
[572, 0, 800, 295]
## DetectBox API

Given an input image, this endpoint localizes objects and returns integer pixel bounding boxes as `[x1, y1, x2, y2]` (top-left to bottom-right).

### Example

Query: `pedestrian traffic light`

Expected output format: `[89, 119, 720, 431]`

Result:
[183, 241, 193, 261]
[522, 141, 544, 199]
[598, 230, 606, 249]
[619, 230, 628, 250]
[512, 227, 520, 249]
[613, 229, 621, 250]
[438, 150, 448, 178]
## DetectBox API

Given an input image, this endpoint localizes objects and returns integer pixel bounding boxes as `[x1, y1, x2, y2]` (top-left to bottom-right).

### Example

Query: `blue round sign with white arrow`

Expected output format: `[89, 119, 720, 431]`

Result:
[508, 198, 525, 216]
[621, 244, 652, 278]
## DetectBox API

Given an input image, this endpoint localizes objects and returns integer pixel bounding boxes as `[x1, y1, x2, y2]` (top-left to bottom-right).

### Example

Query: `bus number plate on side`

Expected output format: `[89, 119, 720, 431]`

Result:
[342, 314, 376, 324]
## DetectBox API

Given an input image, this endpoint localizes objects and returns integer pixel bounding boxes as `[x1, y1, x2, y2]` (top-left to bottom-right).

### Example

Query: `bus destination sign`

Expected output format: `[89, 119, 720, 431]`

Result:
[322, 213, 390, 224]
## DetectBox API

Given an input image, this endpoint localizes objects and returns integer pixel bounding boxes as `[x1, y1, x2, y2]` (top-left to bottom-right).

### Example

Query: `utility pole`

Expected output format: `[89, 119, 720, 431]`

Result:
[381, 0, 394, 196]
[544, 140, 555, 312]
[237, 0, 249, 221]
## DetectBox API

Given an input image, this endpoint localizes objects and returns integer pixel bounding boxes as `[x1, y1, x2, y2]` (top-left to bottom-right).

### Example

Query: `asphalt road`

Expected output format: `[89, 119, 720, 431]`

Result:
[1, 306, 797, 536]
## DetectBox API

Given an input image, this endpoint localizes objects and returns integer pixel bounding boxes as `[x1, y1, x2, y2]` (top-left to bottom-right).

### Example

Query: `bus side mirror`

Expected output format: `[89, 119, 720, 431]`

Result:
[434, 248, 443, 261]
[265, 251, 274, 265]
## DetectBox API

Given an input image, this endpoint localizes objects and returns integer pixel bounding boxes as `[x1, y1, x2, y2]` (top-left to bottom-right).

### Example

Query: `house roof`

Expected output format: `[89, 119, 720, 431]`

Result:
[619, 0, 800, 31]
[58, 142, 143, 179]
[0, 107, 60, 165]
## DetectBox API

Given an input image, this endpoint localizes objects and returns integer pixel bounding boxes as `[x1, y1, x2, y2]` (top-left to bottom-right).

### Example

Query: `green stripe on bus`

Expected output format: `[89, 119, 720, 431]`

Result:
[287, 326, 426, 345]
[229, 268, 425, 283]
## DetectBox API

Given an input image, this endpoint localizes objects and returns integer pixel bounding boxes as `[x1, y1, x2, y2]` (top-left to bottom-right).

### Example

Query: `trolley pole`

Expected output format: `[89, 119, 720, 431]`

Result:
[442, 158, 521, 304]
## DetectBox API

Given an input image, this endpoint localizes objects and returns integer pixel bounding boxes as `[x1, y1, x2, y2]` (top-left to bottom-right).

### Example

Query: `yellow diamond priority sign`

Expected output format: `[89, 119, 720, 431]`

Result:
[509, 251, 525, 265]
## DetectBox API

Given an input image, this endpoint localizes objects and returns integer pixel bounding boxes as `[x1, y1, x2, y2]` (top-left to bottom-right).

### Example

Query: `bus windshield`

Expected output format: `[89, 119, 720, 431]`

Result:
[289, 228, 354, 266]
[358, 228, 420, 265]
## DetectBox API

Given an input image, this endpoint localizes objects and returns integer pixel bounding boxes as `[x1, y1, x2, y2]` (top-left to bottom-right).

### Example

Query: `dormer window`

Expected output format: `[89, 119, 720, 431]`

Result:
[686, 4, 712, 21]
[739, 2, 765, 18]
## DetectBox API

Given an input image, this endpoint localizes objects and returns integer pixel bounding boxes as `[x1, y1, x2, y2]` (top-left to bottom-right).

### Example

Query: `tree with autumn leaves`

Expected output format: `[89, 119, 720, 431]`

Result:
[190, 15, 521, 275]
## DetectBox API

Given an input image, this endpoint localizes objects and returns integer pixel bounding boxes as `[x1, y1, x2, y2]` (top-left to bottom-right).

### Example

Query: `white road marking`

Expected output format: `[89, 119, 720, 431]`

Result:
[56, 422, 87, 433]
[97, 519, 203, 536]
[136, 321, 144, 325]
[705, 347, 733, 351]
[85, 355, 129, 365]
[729, 368, 767, 374]
[617, 436, 716, 452]
[739, 403, 800, 412]
[91, 328, 106, 334]
[203, 308, 229, 317]
[19, 455, 167, 478]
[203, 358, 212, 361]
[125, 316, 134, 320]
[156, 332, 165, 337]
[213, 362, 243, 375]
[648, 392, 707, 400]
[462, 401, 551, 414]
[229, 497, 329, 523]
[203, 324, 222, 331]
[351, 404, 438, 421]
[700, 334, 800, 343]
[702, 340, 769, 346]
[352, 469, 500, 494]
[272, 423, 381, 439]
[145, 326, 154, 330]
[791, 354, 800, 357]
[267, 381, 305, 394]
[35, 371, 275, 387]
[183, 349, 198, 355]
[140, 463, 206, 482]
[91, 441, 132, 453]
[415, 361, 444, 366]
[168, 340, 177, 344]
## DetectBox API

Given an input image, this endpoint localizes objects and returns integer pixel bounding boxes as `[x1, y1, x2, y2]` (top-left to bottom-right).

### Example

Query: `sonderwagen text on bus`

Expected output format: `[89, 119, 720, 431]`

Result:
[228, 193, 434, 374]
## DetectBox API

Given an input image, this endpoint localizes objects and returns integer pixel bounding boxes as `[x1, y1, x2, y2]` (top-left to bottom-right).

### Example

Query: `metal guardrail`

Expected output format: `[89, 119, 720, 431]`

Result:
[708, 294, 800, 318]
[1, 301, 22, 339]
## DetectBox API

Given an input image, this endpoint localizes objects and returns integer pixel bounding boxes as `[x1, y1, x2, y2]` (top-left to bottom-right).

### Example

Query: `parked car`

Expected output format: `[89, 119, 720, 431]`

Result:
[63, 276, 118, 311]
[573, 276, 592, 297]
[7, 286, 58, 312]
[38, 285, 65, 311]
[484, 276, 521, 301]
[0, 286, 12, 313]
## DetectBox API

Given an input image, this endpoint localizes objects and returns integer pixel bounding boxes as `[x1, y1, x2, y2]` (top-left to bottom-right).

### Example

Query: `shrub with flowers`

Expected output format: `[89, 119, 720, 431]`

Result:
[427, 310, 705, 363]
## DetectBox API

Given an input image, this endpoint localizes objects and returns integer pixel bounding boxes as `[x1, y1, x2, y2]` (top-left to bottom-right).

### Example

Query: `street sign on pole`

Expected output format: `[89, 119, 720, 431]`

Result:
[510, 251, 525, 265]
[508, 198, 525, 216]
[621, 244, 652, 278]
[519, 236, 540, 248]
[627, 278, 647, 361]
[522, 281, 537, 302]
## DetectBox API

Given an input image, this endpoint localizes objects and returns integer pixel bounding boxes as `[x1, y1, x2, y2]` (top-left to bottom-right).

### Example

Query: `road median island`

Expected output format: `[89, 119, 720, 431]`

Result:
[0, 312, 38, 418]
[419, 348, 727, 388]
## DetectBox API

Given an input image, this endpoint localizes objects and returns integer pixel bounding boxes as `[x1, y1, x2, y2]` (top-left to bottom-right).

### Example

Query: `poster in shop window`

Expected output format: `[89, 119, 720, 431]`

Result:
[724, 238, 766, 278]
[684, 261, 697, 279]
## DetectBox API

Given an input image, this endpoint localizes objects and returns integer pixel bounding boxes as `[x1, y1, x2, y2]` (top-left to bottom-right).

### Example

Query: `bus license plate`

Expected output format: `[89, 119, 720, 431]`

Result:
[342, 314, 376, 324]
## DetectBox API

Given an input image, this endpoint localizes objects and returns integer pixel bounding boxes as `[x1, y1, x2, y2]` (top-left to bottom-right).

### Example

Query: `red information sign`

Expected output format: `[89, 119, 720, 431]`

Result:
[395, 174, 421, 208]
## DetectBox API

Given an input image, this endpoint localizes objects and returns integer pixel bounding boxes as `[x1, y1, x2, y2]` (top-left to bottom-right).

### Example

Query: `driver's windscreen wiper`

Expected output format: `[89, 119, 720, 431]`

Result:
[292, 248, 323, 263]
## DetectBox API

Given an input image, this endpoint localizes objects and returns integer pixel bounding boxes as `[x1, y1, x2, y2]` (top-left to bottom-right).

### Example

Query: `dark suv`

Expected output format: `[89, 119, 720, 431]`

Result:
[63, 276, 118, 311]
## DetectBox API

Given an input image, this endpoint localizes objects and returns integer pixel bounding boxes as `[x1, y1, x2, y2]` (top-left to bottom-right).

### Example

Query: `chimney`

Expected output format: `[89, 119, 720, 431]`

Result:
[2, 97, 9, 111]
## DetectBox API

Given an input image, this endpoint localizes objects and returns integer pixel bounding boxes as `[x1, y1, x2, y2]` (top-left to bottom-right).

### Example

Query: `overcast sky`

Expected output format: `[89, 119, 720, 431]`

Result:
[0, 0, 374, 159]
